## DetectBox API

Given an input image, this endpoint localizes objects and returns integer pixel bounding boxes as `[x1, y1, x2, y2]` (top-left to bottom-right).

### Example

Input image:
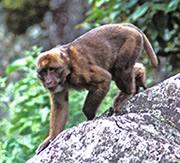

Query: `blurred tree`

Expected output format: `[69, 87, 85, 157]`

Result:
[2, 0, 87, 43]
[0, 0, 88, 76]
[2, 0, 49, 34]
[46, 0, 88, 45]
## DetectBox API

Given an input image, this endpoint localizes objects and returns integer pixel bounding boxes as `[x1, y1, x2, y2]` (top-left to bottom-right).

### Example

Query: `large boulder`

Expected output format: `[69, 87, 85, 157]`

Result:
[27, 74, 180, 163]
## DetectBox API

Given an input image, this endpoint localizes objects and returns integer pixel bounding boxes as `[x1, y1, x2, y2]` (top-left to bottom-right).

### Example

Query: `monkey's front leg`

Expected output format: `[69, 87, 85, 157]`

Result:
[83, 66, 111, 120]
[36, 89, 68, 154]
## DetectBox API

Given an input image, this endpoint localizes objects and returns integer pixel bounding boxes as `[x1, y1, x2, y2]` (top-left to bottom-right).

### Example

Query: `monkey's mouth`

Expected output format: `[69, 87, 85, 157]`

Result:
[48, 86, 57, 91]
[47, 82, 64, 93]
[48, 85, 64, 93]
[45, 82, 58, 91]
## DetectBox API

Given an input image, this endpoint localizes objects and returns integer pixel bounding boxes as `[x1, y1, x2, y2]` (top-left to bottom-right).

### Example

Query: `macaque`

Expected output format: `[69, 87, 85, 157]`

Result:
[36, 23, 158, 153]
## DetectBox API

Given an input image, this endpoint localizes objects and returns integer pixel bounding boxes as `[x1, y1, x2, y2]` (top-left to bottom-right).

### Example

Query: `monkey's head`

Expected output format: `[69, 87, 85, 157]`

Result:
[36, 47, 70, 93]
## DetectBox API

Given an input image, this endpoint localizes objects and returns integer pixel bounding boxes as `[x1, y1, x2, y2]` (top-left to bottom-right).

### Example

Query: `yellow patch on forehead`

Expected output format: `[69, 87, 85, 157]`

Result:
[50, 53, 64, 64]
[37, 47, 65, 68]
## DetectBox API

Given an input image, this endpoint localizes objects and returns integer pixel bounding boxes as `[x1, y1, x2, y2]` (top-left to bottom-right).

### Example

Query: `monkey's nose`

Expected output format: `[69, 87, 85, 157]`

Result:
[46, 81, 56, 88]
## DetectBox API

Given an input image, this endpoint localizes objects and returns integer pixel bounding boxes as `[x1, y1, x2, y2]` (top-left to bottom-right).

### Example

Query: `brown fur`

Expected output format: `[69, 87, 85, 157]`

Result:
[36, 23, 158, 153]
[134, 62, 147, 93]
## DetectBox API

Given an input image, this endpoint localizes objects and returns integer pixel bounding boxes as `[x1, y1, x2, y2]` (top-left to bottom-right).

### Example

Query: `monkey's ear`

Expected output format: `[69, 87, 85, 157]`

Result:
[67, 46, 79, 59]
[36, 53, 49, 68]
[41, 58, 49, 67]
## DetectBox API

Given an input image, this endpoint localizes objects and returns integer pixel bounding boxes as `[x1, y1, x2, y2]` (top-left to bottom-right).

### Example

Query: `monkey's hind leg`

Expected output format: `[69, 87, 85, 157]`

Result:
[113, 92, 129, 113]
[113, 33, 143, 112]
[113, 68, 135, 113]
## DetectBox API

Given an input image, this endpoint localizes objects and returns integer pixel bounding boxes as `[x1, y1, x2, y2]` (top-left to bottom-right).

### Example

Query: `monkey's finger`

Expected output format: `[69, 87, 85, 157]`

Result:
[36, 140, 51, 154]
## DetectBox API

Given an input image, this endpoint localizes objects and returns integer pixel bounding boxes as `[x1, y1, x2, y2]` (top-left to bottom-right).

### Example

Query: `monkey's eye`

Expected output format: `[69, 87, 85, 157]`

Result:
[37, 68, 47, 79]
[38, 69, 46, 74]
[37, 68, 42, 74]
[48, 67, 56, 72]
[48, 68, 60, 74]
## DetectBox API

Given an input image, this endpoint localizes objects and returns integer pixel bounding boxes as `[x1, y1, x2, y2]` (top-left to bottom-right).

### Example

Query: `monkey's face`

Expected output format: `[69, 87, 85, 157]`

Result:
[36, 48, 70, 93]
[37, 67, 66, 92]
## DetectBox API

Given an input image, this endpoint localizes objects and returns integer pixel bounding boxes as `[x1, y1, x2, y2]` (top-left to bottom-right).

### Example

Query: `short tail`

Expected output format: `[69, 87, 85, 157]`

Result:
[143, 33, 158, 68]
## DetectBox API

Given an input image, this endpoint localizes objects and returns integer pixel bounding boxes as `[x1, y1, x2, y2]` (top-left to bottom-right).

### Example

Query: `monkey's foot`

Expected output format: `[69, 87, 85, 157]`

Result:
[113, 93, 129, 113]
[36, 137, 52, 154]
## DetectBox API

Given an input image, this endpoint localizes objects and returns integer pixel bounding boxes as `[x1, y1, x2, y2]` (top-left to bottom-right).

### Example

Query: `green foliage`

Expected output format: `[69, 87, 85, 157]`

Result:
[2, 0, 48, 10]
[0, 47, 49, 162]
[0, 47, 118, 162]
[2, 0, 25, 9]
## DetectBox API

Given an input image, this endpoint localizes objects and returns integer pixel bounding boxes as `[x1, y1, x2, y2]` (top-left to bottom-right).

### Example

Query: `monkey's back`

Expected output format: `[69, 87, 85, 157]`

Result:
[70, 24, 142, 71]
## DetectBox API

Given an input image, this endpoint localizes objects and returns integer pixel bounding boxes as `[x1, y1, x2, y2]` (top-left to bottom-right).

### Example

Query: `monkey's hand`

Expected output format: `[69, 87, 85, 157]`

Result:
[36, 136, 52, 154]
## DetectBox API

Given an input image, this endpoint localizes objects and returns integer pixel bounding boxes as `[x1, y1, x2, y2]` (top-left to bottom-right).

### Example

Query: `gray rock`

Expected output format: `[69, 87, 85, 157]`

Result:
[27, 73, 180, 163]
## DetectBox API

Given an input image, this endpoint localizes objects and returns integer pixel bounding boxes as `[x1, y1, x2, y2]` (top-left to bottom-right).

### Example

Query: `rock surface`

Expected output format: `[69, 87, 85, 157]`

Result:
[27, 74, 180, 163]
